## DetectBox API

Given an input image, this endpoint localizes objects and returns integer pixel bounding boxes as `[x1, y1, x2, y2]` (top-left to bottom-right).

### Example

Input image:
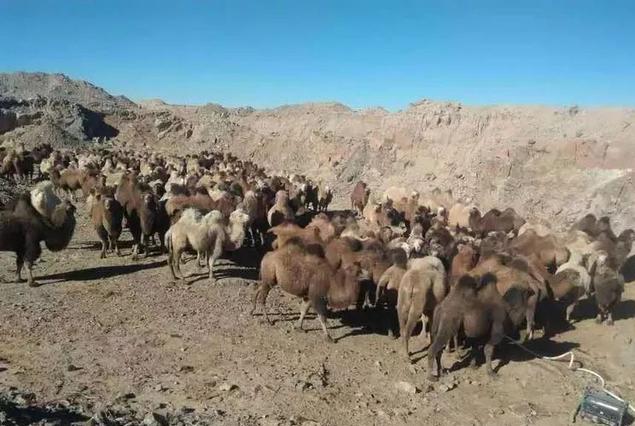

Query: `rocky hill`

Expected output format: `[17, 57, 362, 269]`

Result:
[0, 72, 134, 111]
[1, 72, 634, 230]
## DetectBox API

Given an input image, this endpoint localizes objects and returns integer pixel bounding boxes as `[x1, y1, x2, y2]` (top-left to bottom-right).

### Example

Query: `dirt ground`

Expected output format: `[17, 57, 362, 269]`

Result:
[1, 202, 634, 425]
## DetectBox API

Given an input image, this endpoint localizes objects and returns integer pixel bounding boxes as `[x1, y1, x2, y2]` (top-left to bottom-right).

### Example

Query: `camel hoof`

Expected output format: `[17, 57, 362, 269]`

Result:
[595, 316, 603, 324]
[606, 319, 614, 326]
[487, 370, 498, 379]
[325, 335, 335, 343]
[427, 375, 439, 382]
[15, 278, 26, 284]
[28, 280, 40, 288]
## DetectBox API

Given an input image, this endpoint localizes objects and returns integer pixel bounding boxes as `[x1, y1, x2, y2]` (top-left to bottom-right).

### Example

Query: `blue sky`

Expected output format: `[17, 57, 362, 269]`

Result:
[1, 0, 634, 110]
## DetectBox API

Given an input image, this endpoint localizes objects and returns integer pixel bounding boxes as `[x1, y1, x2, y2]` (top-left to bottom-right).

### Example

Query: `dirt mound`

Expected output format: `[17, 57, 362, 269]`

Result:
[1, 119, 82, 148]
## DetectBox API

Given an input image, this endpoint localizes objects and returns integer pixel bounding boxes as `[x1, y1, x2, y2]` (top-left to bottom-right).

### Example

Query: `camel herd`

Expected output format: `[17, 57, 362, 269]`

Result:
[0, 142, 633, 381]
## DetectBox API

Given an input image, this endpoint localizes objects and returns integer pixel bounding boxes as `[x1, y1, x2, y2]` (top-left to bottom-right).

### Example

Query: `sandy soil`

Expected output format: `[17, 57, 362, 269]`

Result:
[1, 202, 634, 425]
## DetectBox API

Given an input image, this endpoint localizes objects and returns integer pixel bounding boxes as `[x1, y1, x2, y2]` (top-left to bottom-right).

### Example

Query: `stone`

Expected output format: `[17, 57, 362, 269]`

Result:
[394, 381, 419, 394]
[219, 383, 238, 392]
[143, 412, 168, 426]
[115, 392, 136, 402]
[438, 381, 457, 393]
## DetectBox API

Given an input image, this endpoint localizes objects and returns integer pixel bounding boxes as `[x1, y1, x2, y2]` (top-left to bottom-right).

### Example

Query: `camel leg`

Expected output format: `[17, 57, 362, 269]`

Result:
[207, 240, 223, 282]
[24, 244, 41, 287]
[363, 289, 372, 309]
[485, 322, 504, 377]
[484, 343, 496, 377]
[398, 310, 407, 341]
[142, 234, 151, 258]
[100, 238, 107, 259]
[294, 298, 311, 331]
[205, 250, 213, 279]
[158, 233, 166, 254]
[525, 294, 538, 341]
[132, 243, 140, 260]
[113, 238, 121, 256]
[251, 283, 273, 324]
[402, 316, 418, 361]
[418, 314, 429, 341]
[606, 312, 614, 326]
[385, 307, 398, 339]
[427, 339, 446, 381]
[167, 246, 178, 280]
[312, 297, 333, 342]
[15, 256, 25, 283]
[175, 251, 186, 280]
[25, 261, 38, 287]
[565, 303, 576, 323]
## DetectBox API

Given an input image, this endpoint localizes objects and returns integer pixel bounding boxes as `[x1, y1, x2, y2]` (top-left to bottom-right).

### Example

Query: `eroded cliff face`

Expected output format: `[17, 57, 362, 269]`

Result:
[1, 72, 633, 231]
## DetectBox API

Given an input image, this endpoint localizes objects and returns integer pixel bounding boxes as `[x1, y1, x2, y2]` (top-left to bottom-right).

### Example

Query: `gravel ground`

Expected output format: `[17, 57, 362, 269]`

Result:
[1, 201, 634, 425]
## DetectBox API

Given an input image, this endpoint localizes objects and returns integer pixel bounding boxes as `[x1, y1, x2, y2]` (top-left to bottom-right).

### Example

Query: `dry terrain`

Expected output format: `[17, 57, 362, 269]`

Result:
[1, 72, 635, 425]
[0, 199, 634, 425]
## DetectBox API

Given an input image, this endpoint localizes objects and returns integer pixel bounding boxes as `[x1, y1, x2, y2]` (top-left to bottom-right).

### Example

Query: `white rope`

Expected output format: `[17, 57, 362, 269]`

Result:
[504, 336, 635, 414]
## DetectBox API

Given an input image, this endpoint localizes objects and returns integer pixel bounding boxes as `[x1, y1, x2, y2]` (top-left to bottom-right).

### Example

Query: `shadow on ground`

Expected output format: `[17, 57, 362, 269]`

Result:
[38, 260, 166, 284]
[0, 398, 89, 425]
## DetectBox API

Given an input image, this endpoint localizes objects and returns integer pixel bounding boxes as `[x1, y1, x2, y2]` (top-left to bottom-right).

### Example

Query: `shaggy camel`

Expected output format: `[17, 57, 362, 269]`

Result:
[165, 208, 250, 281]
[0, 194, 76, 286]
[509, 229, 570, 270]
[450, 244, 477, 285]
[251, 239, 363, 341]
[470, 255, 544, 340]
[469, 207, 526, 236]
[375, 248, 408, 337]
[115, 173, 160, 259]
[90, 192, 124, 258]
[268, 222, 324, 249]
[397, 266, 446, 361]
[592, 254, 624, 325]
[427, 274, 532, 380]
[350, 181, 370, 216]
[267, 190, 295, 226]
